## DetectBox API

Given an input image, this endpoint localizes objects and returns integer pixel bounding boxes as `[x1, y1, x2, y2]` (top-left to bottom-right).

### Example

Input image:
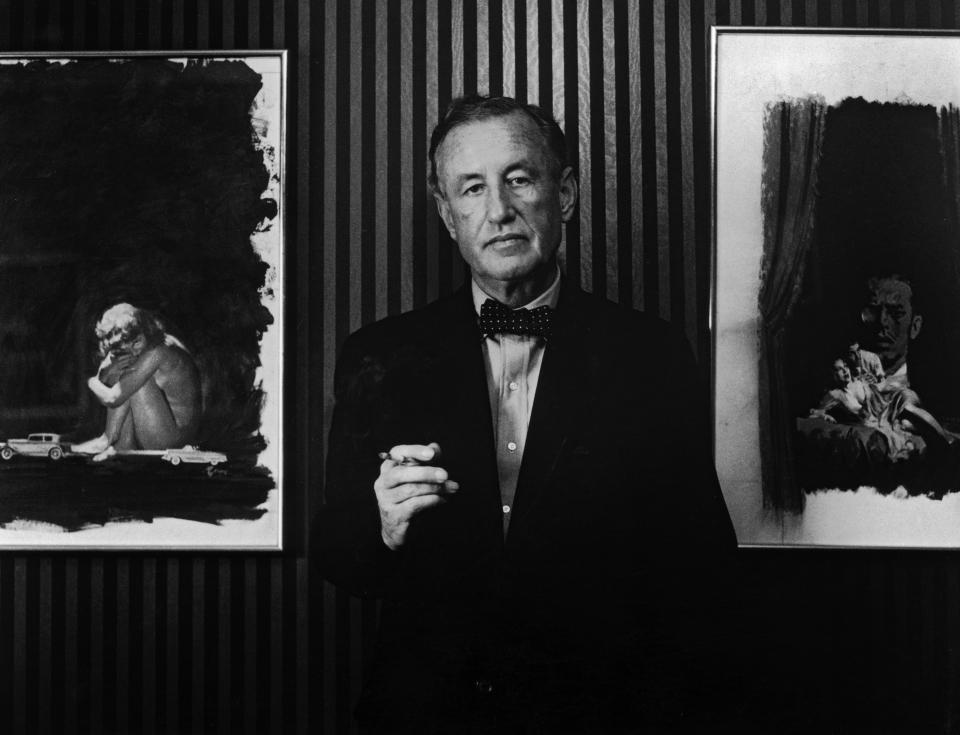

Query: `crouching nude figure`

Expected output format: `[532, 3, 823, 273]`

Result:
[73, 304, 201, 461]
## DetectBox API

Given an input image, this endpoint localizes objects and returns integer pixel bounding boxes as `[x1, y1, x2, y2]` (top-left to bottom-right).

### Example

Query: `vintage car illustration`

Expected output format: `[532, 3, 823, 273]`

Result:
[0, 433, 69, 461]
[160, 447, 228, 466]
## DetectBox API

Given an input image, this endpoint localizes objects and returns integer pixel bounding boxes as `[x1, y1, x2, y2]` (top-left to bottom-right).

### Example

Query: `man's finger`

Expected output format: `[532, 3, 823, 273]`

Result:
[387, 493, 446, 520]
[384, 443, 441, 464]
[389, 480, 459, 503]
[379, 464, 450, 490]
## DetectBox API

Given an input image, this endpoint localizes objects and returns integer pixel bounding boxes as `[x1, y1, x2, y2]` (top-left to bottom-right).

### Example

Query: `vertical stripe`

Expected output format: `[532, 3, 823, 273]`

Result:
[90, 560, 103, 734]
[477, 0, 489, 93]
[97, 0, 109, 49]
[653, 0, 670, 319]
[72, 0, 85, 47]
[142, 559, 156, 735]
[349, 596, 363, 735]
[322, 581, 337, 735]
[166, 560, 180, 734]
[451, 0, 464, 97]
[349, 0, 362, 334]
[537, 0, 551, 110]
[244, 560, 257, 735]
[576, 0, 591, 291]
[502, 0, 515, 97]
[0, 0, 11, 49]
[248, 0, 260, 47]
[23, 0, 35, 50]
[931, 0, 942, 27]
[602, 0, 617, 300]
[678, 0, 697, 346]
[274, 0, 285, 47]
[116, 559, 130, 734]
[780, 0, 793, 23]
[336, 0, 351, 347]
[729, 0, 741, 24]
[425, 0, 441, 306]
[37, 559, 51, 735]
[526, 0, 539, 105]
[375, 0, 389, 320]
[13, 558, 25, 734]
[387, 0, 402, 315]
[192, 559, 205, 735]
[400, 0, 414, 313]
[122, 0, 134, 46]
[172, 0, 184, 47]
[904, 0, 916, 26]
[270, 559, 283, 735]
[222, 0, 234, 46]
[463, 0, 477, 96]
[879, 0, 892, 25]
[322, 0, 337, 461]
[196, 0, 209, 44]
[296, 559, 309, 735]
[562, 0, 579, 285]
[856, 0, 868, 25]
[550, 0, 564, 132]
[488, 0, 503, 94]
[65, 559, 78, 735]
[754, 0, 766, 25]
[149, 0, 162, 46]
[217, 560, 231, 735]
[627, 0, 643, 309]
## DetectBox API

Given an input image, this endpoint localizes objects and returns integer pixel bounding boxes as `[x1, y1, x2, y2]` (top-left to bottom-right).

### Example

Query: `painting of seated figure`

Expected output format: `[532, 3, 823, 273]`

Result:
[0, 52, 285, 549]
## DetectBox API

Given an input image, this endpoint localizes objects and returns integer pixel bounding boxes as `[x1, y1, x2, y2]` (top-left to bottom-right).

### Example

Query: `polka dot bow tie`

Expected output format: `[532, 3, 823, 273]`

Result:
[478, 298, 553, 340]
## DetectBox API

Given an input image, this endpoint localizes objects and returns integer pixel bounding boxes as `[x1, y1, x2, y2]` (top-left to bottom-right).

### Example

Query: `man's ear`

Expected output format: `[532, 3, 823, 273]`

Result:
[434, 190, 457, 242]
[910, 314, 923, 340]
[558, 166, 578, 222]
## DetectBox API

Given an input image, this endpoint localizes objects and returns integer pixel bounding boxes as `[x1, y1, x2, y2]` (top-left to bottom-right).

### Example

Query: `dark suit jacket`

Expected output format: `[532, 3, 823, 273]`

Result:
[316, 280, 736, 734]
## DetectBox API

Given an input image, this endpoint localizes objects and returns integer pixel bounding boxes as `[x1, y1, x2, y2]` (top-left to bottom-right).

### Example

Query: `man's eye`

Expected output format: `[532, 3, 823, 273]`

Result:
[463, 183, 484, 195]
[508, 176, 531, 187]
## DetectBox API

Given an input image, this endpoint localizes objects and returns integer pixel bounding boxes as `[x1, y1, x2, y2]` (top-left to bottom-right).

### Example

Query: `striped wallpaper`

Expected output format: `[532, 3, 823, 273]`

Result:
[0, 0, 956, 733]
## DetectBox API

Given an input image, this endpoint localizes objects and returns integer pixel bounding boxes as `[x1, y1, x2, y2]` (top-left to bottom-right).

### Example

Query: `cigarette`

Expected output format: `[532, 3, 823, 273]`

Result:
[378, 451, 418, 465]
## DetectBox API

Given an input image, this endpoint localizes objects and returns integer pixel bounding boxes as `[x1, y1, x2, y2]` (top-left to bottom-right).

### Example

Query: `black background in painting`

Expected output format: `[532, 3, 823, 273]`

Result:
[786, 98, 960, 424]
[0, 58, 277, 528]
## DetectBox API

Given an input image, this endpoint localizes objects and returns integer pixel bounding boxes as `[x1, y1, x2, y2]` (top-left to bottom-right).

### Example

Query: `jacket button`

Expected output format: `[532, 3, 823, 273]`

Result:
[474, 679, 493, 694]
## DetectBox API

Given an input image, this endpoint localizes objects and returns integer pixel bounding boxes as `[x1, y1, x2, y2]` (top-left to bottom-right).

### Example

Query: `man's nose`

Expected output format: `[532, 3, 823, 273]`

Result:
[485, 185, 516, 224]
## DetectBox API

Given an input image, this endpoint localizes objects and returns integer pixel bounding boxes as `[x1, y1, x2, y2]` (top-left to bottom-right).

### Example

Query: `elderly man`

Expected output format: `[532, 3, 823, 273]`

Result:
[316, 95, 735, 733]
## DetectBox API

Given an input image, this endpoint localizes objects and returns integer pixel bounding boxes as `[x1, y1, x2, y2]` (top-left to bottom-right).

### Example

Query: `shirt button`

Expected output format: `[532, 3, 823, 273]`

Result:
[502, 504, 511, 514]
[508, 381, 519, 391]
[507, 441, 517, 451]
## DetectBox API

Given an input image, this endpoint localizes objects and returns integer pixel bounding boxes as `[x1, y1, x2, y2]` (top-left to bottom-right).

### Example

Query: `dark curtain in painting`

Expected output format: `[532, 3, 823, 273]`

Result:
[758, 98, 827, 513]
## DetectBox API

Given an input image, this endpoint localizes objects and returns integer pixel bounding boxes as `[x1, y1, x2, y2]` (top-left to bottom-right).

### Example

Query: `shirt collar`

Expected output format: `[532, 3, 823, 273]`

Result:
[471, 264, 562, 317]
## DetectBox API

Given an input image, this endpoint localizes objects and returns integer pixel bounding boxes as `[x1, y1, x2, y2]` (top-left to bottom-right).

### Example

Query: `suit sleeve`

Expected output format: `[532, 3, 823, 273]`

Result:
[312, 331, 404, 599]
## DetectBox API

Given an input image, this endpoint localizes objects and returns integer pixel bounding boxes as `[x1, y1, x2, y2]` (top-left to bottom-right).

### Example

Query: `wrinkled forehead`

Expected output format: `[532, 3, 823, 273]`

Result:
[436, 112, 554, 181]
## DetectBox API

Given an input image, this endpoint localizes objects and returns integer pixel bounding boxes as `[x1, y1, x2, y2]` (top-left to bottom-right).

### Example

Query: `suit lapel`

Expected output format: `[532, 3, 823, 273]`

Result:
[429, 286, 503, 539]
[508, 281, 592, 540]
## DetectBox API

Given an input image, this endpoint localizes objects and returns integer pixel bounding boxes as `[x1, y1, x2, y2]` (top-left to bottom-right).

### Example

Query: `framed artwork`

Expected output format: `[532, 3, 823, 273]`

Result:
[713, 29, 960, 548]
[0, 51, 285, 549]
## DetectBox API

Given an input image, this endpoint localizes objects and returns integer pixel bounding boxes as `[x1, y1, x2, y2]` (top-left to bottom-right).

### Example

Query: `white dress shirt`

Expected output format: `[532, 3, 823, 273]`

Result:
[471, 267, 561, 536]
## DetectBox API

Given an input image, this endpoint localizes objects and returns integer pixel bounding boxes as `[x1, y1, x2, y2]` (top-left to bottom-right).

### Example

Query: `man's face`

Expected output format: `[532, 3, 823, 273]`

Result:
[861, 278, 922, 372]
[433, 112, 577, 290]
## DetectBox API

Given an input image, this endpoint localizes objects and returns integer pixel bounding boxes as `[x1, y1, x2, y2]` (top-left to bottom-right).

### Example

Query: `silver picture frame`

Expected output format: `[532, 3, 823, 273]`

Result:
[713, 28, 960, 548]
[0, 50, 286, 549]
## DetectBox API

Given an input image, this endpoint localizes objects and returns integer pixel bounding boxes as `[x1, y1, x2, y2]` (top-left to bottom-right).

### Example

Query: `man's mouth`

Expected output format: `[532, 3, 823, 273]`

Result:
[485, 233, 526, 247]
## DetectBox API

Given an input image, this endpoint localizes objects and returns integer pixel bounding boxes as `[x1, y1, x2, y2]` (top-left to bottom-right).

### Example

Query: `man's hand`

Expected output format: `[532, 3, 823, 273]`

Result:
[374, 443, 458, 550]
